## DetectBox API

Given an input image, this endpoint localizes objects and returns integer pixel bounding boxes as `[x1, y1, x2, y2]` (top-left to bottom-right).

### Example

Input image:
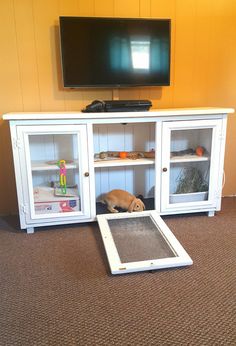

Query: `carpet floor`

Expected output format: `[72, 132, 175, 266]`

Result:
[0, 198, 235, 346]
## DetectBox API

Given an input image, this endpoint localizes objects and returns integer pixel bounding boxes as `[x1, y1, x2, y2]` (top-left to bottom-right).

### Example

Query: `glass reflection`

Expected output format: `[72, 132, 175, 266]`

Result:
[130, 40, 150, 70]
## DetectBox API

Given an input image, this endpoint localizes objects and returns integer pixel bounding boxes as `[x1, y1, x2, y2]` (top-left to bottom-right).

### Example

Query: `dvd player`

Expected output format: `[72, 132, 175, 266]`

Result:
[82, 99, 152, 113]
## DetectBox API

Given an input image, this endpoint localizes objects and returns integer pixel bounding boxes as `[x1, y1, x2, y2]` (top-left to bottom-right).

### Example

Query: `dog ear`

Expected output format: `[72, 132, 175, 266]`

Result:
[128, 198, 136, 212]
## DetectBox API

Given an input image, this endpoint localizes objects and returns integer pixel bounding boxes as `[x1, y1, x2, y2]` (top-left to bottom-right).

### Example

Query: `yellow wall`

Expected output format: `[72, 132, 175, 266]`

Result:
[0, 0, 236, 214]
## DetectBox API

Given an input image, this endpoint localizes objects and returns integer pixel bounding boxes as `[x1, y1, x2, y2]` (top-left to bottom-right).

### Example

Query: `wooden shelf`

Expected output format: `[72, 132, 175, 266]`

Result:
[31, 155, 208, 170]
[169, 191, 208, 203]
[170, 154, 209, 163]
[31, 161, 78, 171]
[94, 158, 155, 168]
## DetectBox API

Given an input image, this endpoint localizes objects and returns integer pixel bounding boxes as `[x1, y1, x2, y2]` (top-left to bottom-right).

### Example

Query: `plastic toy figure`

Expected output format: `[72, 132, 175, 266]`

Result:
[58, 160, 67, 194]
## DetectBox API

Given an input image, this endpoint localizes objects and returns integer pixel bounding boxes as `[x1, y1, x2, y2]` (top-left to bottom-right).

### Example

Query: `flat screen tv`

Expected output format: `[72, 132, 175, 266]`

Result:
[59, 16, 171, 88]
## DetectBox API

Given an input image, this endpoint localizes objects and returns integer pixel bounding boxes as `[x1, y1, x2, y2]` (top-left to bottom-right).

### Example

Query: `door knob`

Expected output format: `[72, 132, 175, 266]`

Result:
[162, 167, 168, 172]
[84, 172, 89, 177]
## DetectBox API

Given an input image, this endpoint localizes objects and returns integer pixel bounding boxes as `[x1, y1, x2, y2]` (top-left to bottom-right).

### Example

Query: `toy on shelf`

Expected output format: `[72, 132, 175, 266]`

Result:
[51, 181, 78, 198]
[171, 148, 194, 157]
[94, 150, 155, 161]
[33, 186, 80, 214]
[46, 159, 74, 165]
[119, 151, 127, 159]
[195, 146, 205, 156]
[57, 160, 67, 194]
[171, 146, 206, 158]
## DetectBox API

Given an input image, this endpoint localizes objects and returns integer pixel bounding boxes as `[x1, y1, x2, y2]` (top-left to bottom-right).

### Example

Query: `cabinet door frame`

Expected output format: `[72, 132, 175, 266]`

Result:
[97, 211, 193, 275]
[16, 124, 92, 225]
[161, 119, 222, 213]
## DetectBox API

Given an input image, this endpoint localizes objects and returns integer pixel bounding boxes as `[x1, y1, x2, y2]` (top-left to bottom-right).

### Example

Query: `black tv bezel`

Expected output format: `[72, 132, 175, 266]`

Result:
[59, 16, 171, 89]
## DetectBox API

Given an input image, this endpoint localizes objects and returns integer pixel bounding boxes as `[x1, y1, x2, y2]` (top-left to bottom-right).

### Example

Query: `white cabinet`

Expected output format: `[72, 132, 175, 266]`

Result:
[160, 119, 225, 215]
[3, 107, 233, 233]
[10, 123, 95, 233]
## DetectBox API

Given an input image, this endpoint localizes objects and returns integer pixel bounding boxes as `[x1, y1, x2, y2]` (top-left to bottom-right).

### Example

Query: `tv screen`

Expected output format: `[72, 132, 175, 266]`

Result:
[59, 17, 171, 88]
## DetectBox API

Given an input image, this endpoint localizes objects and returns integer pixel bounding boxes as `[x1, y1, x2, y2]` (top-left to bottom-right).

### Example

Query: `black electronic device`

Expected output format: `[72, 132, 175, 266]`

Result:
[59, 17, 171, 88]
[83, 100, 106, 112]
[82, 100, 152, 113]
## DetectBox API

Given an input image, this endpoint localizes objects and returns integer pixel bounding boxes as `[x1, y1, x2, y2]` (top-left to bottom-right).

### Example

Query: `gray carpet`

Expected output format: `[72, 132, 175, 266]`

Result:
[0, 198, 235, 345]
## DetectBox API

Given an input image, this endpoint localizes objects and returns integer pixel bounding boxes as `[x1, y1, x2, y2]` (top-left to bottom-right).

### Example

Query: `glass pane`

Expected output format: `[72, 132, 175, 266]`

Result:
[169, 162, 209, 203]
[169, 128, 212, 204]
[108, 216, 176, 263]
[28, 133, 81, 215]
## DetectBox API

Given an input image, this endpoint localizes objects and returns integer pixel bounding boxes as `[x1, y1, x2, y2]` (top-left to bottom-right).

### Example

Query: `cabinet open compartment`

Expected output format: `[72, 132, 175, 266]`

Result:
[93, 122, 156, 214]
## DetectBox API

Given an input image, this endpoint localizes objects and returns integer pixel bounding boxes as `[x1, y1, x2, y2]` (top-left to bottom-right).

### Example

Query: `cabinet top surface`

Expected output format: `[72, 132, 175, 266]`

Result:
[2, 107, 234, 121]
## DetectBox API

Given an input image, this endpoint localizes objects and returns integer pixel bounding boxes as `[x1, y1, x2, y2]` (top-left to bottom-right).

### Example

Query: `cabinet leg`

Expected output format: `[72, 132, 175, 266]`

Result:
[208, 211, 215, 217]
[26, 227, 35, 234]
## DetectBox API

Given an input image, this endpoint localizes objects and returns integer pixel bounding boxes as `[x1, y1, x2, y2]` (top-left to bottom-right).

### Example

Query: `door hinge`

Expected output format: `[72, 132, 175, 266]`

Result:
[13, 138, 21, 149]
[215, 190, 221, 199]
[21, 204, 27, 214]
[219, 134, 225, 141]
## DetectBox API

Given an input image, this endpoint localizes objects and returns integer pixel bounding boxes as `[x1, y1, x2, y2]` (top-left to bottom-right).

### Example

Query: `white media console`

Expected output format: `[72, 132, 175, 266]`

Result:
[3, 107, 234, 234]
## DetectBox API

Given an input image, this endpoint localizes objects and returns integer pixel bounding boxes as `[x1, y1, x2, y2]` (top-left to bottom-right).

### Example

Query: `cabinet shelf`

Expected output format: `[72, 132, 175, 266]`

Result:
[31, 161, 78, 171]
[94, 158, 155, 168]
[170, 191, 208, 203]
[170, 154, 209, 163]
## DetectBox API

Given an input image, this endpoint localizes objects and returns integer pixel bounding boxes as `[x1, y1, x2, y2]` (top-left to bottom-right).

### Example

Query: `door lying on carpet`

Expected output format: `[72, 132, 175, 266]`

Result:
[97, 211, 193, 274]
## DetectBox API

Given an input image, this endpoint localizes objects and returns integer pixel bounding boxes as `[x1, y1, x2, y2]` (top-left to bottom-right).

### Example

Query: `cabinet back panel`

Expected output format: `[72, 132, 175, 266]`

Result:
[93, 123, 155, 153]
[170, 128, 212, 153]
[29, 134, 78, 161]
[95, 166, 155, 199]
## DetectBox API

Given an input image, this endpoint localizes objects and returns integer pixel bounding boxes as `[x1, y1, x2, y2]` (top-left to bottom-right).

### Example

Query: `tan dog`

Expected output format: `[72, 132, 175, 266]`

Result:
[102, 189, 145, 213]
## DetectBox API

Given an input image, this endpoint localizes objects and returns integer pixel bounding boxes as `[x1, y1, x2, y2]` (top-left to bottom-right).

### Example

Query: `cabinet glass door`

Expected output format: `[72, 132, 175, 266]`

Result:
[161, 120, 221, 212]
[17, 125, 91, 222]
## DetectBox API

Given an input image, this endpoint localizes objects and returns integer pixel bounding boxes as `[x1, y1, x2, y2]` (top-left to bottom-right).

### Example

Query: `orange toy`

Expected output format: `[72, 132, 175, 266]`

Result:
[119, 151, 127, 159]
[196, 146, 204, 156]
